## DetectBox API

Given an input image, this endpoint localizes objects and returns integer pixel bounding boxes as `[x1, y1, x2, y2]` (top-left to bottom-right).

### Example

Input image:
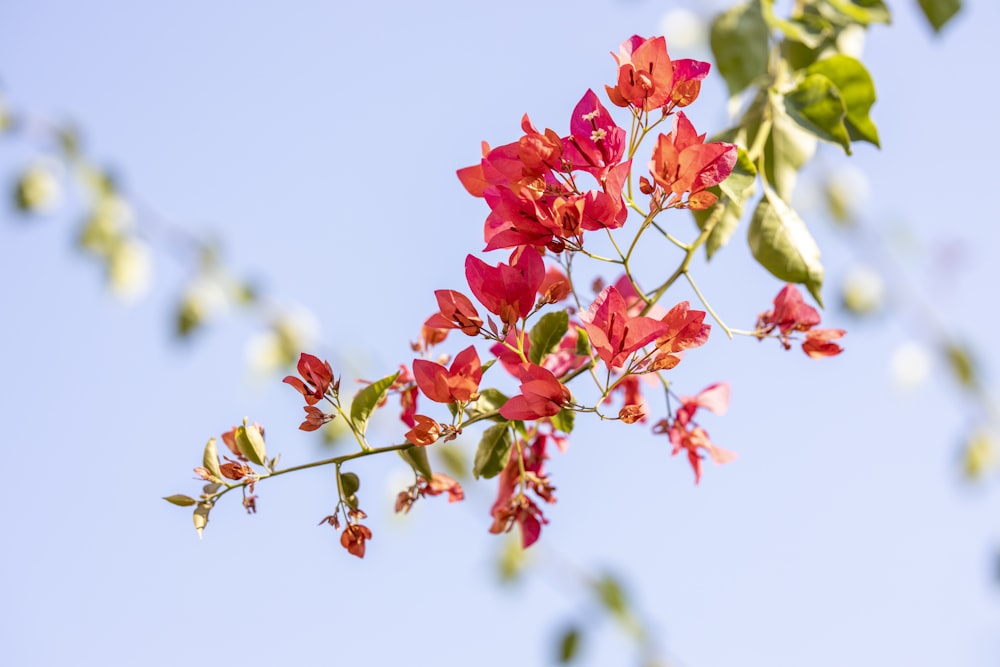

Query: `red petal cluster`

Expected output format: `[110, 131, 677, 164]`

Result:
[756, 284, 846, 358]
[412, 346, 483, 404]
[283, 353, 335, 405]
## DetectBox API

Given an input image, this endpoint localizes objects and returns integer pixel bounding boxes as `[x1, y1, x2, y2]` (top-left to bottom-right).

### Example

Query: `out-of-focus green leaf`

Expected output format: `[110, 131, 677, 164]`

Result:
[399, 446, 434, 481]
[823, 0, 891, 25]
[557, 626, 582, 663]
[550, 408, 575, 434]
[748, 186, 825, 305]
[710, 1, 770, 97]
[944, 342, 977, 389]
[349, 371, 400, 436]
[467, 388, 509, 422]
[784, 73, 851, 154]
[574, 327, 590, 357]
[762, 0, 826, 48]
[473, 423, 513, 479]
[918, 0, 961, 32]
[807, 55, 879, 147]
[528, 311, 569, 365]
[764, 91, 817, 201]
[594, 574, 628, 618]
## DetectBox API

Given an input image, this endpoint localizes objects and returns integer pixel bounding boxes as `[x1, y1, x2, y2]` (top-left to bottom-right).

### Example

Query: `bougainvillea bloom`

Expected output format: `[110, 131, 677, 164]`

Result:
[670, 59, 711, 107]
[341, 523, 372, 559]
[580, 285, 670, 369]
[489, 435, 554, 548]
[404, 414, 441, 446]
[283, 353, 335, 406]
[412, 345, 483, 404]
[538, 265, 571, 304]
[649, 112, 737, 209]
[562, 90, 626, 178]
[606, 35, 674, 110]
[424, 289, 483, 336]
[465, 248, 545, 327]
[499, 363, 572, 420]
[300, 405, 332, 432]
[650, 301, 711, 370]
[803, 328, 847, 359]
[756, 284, 845, 358]
[659, 382, 735, 483]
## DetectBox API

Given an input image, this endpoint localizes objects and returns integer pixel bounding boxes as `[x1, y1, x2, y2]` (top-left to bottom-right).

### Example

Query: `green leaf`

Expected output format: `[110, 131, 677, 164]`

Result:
[339, 471, 361, 497]
[710, 1, 771, 97]
[349, 371, 400, 436]
[202, 438, 223, 480]
[918, 0, 960, 32]
[467, 388, 509, 421]
[594, 574, 628, 618]
[398, 446, 434, 481]
[528, 311, 569, 365]
[550, 408, 575, 435]
[824, 0, 891, 25]
[748, 186, 825, 305]
[557, 626, 582, 664]
[807, 55, 879, 147]
[718, 146, 757, 203]
[574, 327, 590, 357]
[696, 147, 756, 259]
[473, 423, 513, 479]
[193, 502, 211, 540]
[784, 73, 851, 154]
[763, 91, 817, 201]
[945, 342, 977, 389]
[761, 0, 825, 48]
[163, 494, 197, 507]
[235, 420, 267, 466]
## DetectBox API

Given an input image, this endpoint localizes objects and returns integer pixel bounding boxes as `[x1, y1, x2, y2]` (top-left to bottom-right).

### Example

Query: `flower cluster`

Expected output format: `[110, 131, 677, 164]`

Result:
[171, 34, 846, 559]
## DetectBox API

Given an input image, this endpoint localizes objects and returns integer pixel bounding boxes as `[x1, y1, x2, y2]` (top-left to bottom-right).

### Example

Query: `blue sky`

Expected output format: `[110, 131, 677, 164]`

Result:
[2, 1, 999, 666]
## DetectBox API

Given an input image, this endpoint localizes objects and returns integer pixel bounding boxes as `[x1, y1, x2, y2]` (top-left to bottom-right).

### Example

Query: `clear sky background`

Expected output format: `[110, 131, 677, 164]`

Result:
[2, 1, 999, 666]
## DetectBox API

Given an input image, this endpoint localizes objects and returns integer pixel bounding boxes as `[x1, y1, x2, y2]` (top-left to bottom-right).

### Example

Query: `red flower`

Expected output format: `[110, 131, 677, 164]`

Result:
[803, 328, 847, 359]
[300, 405, 333, 432]
[421, 473, 465, 503]
[670, 59, 711, 107]
[538, 265, 571, 304]
[606, 35, 675, 111]
[283, 353, 336, 406]
[404, 414, 441, 446]
[756, 284, 845, 358]
[500, 363, 571, 420]
[489, 435, 555, 548]
[465, 248, 545, 327]
[650, 300, 711, 370]
[340, 524, 372, 559]
[580, 285, 670, 369]
[659, 383, 735, 483]
[412, 346, 483, 404]
[424, 289, 483, 336]
[649, 112, 737, 209]
[562, 90, 626, 178]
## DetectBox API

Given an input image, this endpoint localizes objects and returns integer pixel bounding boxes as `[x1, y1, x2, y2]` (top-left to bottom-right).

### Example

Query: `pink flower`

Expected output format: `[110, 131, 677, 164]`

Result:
[658, 382, 735, 483]
[283, 353, 336, 406]
[649, 112, 737, 209]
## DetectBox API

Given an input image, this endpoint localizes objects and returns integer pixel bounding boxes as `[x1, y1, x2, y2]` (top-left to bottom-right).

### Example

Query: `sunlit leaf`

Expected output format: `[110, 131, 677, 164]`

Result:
[784, 73, 851, 154]
[550, 408, 575, 435]
[235, 420, 267, 466]
[202, 437, 223, 481]
[807, 55, 879, 147]
[349, 371, 400, 436]
[163, 494, 197, 507]
[748, 186, 825, 305]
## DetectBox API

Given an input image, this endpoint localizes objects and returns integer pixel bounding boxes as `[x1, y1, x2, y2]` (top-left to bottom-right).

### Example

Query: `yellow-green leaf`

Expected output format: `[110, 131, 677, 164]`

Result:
[748, 186, 825, 305]
[163, 494, 197, 507]
[235, 420, 267, 466]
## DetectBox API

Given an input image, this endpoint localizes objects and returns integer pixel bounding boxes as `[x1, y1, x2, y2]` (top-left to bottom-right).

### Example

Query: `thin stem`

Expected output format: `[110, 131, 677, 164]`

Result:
[684, 271, 732, 339]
